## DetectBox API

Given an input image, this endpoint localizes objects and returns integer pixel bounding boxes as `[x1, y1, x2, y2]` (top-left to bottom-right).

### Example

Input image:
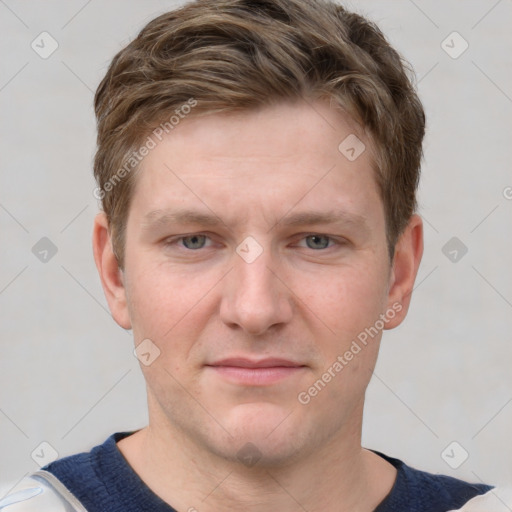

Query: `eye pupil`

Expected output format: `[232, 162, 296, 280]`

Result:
[182, 235, 206, 249]
[306, 235, 330, 250]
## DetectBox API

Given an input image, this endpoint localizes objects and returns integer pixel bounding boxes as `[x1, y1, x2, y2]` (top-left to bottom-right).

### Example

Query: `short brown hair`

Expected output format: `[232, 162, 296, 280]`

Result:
[94, 0, 425, 267]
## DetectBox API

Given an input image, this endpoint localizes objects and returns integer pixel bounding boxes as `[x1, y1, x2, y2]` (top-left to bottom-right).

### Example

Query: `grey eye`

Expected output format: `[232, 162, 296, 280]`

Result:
[305, 235, 330, 250]
[182, 235, 207, 249]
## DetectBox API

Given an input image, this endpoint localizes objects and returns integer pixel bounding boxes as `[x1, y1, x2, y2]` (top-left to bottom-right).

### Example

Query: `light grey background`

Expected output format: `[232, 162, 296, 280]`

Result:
[1, 0, 511, 497]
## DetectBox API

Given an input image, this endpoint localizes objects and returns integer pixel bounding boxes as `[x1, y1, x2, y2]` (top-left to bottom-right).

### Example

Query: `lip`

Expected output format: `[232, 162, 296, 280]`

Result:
[206, 358, 307, 386]
[208, 357, 304, 369]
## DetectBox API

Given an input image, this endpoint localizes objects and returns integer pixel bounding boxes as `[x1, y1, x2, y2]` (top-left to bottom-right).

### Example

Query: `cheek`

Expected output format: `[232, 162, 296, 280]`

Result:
[297, 260, 390, 343]
[296, 264, 388, 413]
[124, 260, 221, 348]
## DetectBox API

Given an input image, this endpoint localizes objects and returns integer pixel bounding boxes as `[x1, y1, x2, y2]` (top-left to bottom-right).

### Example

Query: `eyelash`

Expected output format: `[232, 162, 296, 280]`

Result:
[164, 233, 343, 251]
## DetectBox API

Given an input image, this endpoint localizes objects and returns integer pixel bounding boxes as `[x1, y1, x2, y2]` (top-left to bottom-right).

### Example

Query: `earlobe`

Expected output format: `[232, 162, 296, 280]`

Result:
[384, 214, 424, 329]
[92, 212, 132, 329]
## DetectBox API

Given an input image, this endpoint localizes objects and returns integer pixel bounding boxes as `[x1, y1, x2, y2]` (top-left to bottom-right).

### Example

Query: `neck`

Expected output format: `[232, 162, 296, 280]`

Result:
[117, 407, 396, 512]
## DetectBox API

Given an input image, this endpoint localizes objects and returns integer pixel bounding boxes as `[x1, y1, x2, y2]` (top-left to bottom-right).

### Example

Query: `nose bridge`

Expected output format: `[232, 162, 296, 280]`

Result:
[220, 238, 292, 335]
[236, 250, 274, 298]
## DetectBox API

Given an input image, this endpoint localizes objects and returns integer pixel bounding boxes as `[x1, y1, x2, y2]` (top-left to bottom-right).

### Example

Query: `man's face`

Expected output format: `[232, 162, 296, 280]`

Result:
[114, 101, 408, 464]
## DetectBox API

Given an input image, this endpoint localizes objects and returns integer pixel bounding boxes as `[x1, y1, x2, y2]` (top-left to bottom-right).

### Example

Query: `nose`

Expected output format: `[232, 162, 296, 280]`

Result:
[219, 244, 293, 336]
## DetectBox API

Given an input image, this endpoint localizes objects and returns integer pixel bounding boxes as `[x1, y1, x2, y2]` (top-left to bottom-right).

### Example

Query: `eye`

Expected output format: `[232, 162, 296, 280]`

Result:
[301, 234, 334, 250]
[180, 234, 209, 250]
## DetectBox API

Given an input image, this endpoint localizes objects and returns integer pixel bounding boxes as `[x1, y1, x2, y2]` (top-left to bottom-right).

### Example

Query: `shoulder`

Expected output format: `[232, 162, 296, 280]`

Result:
[35, 431, 173, 512]
[448, 486, 512, 511]
[372, 450, 494, 511]
[1, 432, 173, 512]
[0, 434, 126, 511]
[39, 432, 129, 509]
[0, 470, 87, 511]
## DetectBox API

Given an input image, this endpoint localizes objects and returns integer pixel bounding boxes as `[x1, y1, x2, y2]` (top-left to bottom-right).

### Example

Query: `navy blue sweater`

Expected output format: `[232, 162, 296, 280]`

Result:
[44, 432, 492, 511]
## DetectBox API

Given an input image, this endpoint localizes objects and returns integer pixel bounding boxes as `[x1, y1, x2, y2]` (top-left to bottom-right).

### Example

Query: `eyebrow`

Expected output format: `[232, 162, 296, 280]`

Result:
[143, 209, 224, 228]
[274, 210, 369, 230]
[142, 208, 369, 232]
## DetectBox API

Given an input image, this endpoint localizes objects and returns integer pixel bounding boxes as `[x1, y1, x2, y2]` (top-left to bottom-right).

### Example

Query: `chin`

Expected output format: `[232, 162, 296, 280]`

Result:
[212, 402, 314, 467]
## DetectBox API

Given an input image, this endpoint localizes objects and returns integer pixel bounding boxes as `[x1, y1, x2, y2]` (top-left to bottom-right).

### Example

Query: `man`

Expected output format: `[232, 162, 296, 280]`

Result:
[0, 0, 494, 510]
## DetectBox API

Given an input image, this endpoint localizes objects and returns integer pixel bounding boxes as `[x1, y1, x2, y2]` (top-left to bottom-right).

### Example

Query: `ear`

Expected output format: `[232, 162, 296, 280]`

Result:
[384, 214, 423, 329]
[92, 212, 132, 329]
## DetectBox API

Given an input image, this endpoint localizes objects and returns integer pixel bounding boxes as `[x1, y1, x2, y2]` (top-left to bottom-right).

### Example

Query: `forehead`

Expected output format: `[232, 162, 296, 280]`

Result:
[150, 100, 371, 165]
[128, 100, 383, 231]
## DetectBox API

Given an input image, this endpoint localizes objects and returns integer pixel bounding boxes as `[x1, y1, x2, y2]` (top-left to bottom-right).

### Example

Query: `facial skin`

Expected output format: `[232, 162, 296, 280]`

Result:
[94, 100, 423, 512]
